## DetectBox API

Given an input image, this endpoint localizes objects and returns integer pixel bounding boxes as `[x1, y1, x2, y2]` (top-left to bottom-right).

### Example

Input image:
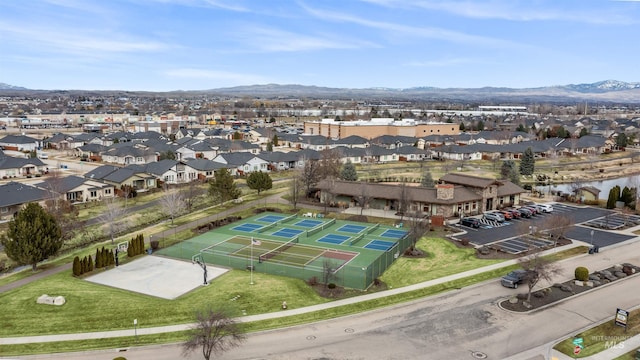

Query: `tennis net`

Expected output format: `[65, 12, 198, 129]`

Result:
[259, 237, 298, 263]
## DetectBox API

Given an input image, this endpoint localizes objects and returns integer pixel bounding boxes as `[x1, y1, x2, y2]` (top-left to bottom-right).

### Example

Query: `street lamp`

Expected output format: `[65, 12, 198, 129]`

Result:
[133, 319, 138, 342]
[590, 230, 594, 246]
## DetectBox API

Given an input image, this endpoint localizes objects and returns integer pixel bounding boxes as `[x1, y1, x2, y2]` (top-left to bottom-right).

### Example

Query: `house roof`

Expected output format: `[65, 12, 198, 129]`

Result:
[84, 165, 121, 180]
[0, 156, 46, 170]
[36, 175, 99, 193]
[0, 181, 49, 208]
[0, 134, 39, 144]
[440, 173, 501, 188]
[185, 158, 228, 171]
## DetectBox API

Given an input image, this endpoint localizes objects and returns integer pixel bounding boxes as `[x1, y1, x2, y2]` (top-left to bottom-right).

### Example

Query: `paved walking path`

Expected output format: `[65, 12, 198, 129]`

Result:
[2, 199, 640, 360]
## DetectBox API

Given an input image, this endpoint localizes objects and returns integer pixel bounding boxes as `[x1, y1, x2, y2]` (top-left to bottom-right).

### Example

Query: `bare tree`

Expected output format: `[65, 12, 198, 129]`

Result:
[288, 172, 303, 210]
[518, 253, 562, 303]
[405, 205, 428, 256]
[321, 258, 340, 289]
[42, 169, 82, 243]
[544, 214, 573, 247]
[356, 182, 371, 216]
[397, 180, 409, 222]
[182, 181, 206, 211]
[160, 187, 187, 225]
[98, 198, 127, 244]
[299, 157, 320, 198]
[182, 307, 246, 360]
[317, 148, 341, 180]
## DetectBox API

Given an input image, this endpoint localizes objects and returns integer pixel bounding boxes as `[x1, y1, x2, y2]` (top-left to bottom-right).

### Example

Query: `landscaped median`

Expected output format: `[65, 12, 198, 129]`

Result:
[0, 238, 585, 356]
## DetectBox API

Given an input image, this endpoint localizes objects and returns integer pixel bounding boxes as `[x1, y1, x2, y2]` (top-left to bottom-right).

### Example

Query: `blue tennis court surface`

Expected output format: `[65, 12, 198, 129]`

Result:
[271, 228, 304, 238]
[338, 224, 367, 234]
[257, 215, 286, 223]
[294, 219, 323, 228]
[364, 240, 395, 251]
[232, 223, 263, 232]
[317, 234, 350, 245]
[381, 229, 408, 239]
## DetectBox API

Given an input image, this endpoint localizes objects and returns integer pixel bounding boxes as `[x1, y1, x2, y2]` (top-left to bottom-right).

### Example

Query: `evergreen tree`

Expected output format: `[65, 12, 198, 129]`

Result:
[72, 256, 81, 276]
[519, 147, 535, 176]
[208, 168, 242, 205]
[420, 170, 435, 188]
[459, 122, 466, 132]
[266, 141, 273, 152]
[340, 160, 358, 181]
[617, 133, 628, 147]
[606, 185, 620, 209]
[246, 171, 273, 195]
[516, 123, 527, 133]
[272, 134, 279, 146]
[87, 255, 93, 272]
[621, 186, 634, 207]
[128, 239, 134, 257]
[96, 248, 102, 268]
[81, 256, 88, 274]
[1, 202, 63, 271]
[579, 128, 588, 137]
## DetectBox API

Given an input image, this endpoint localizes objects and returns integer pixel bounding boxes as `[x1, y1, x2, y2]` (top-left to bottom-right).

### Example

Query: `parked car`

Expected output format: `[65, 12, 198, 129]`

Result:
[505, 208, 521, 219]
[516, 207, 532, 218]
[484, 212, 505, 222]
[498, 210, 513, 220]
[522, 206, 539, 215]
[535, 203, 554, 213]
[501, 269, 531, 288]
[460, 217, 481, 228]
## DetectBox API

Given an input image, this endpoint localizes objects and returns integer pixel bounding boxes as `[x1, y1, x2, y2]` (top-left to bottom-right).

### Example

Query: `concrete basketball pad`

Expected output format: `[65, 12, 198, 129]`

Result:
[86, 256, 228, 300]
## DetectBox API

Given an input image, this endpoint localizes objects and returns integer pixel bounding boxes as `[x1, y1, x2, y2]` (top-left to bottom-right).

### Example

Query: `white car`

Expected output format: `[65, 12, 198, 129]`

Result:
[484, 212, 505, 222]
[535, 204, 553, 213]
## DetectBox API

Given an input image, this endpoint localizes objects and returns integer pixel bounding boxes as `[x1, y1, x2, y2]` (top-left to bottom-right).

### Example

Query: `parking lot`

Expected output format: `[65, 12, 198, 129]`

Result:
[453, 203, 636, 250]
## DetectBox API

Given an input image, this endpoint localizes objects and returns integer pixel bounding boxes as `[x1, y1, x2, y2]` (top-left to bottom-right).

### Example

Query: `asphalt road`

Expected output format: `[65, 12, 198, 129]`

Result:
[17, 237, 640, 360]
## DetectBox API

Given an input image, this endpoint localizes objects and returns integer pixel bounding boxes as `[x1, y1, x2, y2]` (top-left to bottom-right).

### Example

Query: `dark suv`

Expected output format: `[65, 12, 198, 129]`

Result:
[460, 217, 480, 228]
[501, 270, 530, 288]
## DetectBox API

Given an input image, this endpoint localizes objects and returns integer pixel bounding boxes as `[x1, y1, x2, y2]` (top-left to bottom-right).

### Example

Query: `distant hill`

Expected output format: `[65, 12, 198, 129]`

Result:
[2, 80, 640, 103]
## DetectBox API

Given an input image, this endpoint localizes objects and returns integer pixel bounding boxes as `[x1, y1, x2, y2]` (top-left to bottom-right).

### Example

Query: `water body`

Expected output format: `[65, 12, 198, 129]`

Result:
[537, 173, 640, 200]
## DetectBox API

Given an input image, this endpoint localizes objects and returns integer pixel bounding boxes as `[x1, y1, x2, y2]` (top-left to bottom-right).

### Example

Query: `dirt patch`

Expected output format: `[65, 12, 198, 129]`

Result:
[500, 263, 640, 312]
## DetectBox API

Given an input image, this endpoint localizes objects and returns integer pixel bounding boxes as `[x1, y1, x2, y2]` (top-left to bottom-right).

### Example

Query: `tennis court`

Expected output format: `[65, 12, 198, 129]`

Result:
[381, 229, 408, 239]
[317, 234, 350, 245]
[232, 223, 263, 232]
[294, 219, 323, 228]
[270, 228, 304, 238]
[364, 239, 395, 251]
[256, 214, 286, 223]
[338, 224, 367, 234]
[156, 212, 412, 290]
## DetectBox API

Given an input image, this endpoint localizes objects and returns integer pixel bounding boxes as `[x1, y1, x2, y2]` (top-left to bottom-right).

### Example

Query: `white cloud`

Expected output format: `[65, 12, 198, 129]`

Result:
[232, 25, 379, 52]
[359, 0, 636, 25]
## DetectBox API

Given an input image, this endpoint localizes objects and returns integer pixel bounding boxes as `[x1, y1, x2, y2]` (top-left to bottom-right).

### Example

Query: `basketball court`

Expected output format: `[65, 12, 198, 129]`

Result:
[85, 256, 228, 300]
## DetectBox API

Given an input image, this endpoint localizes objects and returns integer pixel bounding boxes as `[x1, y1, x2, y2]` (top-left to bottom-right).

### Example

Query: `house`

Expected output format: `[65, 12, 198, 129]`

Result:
[0, 182, 49, 221]
[74, 143, 108, 161]
[315, 173, 526, 218]
[128, 159, 198, 184]
[212, 152, 270, 176]
[184, 158, 228, 181]
[36, 175, 115, 203]
[0, 155, 48, 178]
[85, 165, 157, 193]
[44, 133, 84, 150]
[0, 135, 40, 152]
[102, 144, 157, 165]
[258, 151, 304, 171]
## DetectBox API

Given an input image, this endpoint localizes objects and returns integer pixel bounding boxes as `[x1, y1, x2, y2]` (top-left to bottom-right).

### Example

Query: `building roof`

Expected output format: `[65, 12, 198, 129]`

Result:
[0, 181, 49, 208]
[0, 134, 39, 144]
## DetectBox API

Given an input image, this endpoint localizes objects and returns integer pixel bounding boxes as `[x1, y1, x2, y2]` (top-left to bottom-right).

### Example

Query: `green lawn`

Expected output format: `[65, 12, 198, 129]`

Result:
[554, 307, 640, 358]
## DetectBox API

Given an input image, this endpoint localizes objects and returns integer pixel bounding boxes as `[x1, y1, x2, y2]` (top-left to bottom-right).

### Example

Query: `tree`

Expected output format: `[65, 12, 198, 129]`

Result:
[208, 168, 241, 205]
[1, 203, 63, 271]
[340, 160, 358, 181]
[518, 253, 562, 303]
[545, 215, 573, 247]
[420, 170, 434, 188]
[317, 148, 341, 180]
[246, 171, 273, 195]
[159, 150, 176, 160]
[272, 134, 279, 147]
[299, 158, 320, 198]
[160, 187, 187, 225]
[500, 160, 520, 185]
[617, 133, 628, 148]
[519, 147, 535, 176]
[266, 141, 273, 152]
[99, 198, 127, 244]
[607, 185, 621, 209]
[289, 172, 303, 210]
[182, 307, 246, 360]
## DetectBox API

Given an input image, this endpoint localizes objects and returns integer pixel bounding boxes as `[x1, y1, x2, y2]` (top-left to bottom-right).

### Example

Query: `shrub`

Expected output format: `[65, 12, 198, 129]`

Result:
[327, 283, 336, 289]
[575, 266, 589, 281]
[460, 238, 470, 246]
[150, 240, 159, 250]
[307, 276, 318, 286]
[113, 357, 127, 360]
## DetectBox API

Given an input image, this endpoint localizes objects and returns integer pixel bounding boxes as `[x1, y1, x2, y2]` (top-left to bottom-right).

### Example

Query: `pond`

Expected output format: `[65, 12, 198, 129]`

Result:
[536, 173, 640, 200]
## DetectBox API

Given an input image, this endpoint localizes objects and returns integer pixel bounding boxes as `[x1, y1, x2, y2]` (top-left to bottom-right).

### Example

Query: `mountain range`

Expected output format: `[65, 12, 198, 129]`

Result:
[1, 80, 639, 103]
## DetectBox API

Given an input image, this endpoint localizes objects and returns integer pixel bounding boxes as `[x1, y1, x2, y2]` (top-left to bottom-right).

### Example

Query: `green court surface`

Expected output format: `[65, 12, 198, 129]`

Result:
[156, 212, 412, 290]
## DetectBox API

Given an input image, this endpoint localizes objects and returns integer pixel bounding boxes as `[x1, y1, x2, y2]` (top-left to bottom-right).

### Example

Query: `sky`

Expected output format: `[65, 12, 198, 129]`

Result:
[1, 0, 640, 92]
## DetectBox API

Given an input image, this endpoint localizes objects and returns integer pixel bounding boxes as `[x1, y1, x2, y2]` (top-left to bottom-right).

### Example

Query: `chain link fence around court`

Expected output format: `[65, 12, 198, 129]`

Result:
[157, 214, 414, 290]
